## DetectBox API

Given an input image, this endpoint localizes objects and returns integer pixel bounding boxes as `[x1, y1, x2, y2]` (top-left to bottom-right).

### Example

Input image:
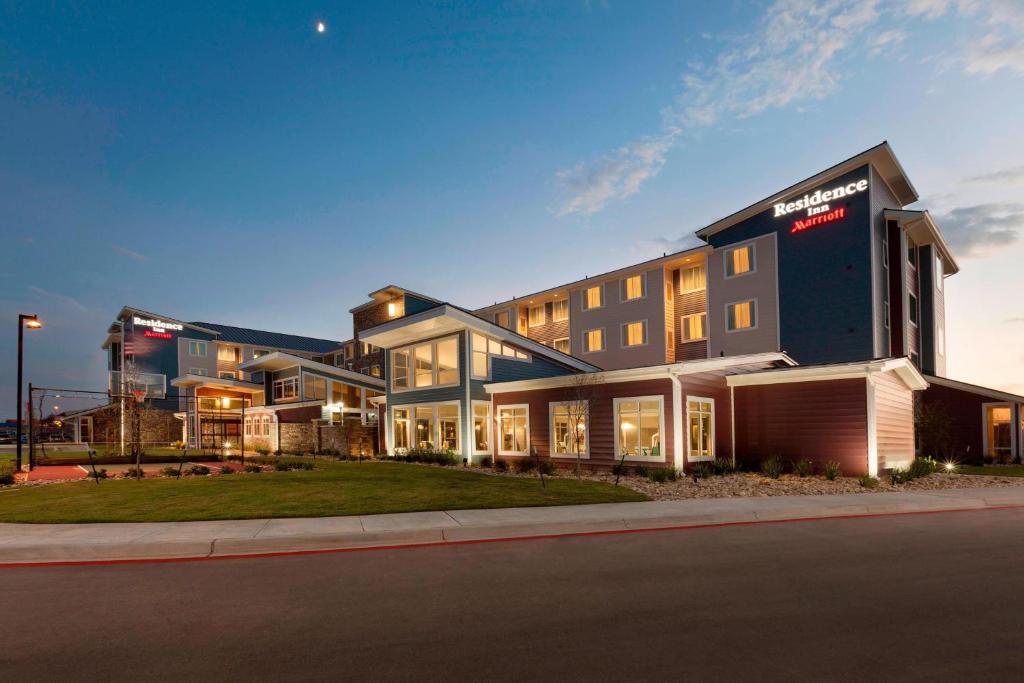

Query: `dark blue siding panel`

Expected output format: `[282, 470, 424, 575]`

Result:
[490, 355, 577, 383]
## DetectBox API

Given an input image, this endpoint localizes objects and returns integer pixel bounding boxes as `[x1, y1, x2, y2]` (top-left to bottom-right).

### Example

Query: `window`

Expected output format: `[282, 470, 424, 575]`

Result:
[935, 255, 943, 292]
[473, 403, 490, 453]
[907, 241, 917, 268]
[393, 408, 410, 451]
[909, 293, 919, 326]
[189, 367, 208, 376]
[470, 333, 530, 379]
[217, 345, 239, 362]
[253, 348, 270, 359]
[724, 245, 755, 277]
[261, 416, 270, 437]
[438, 404, 460, 452]
[681, 313, 707, 341]
[552, 299, 569, 322]
[583, 328, 605, 353]
[414, 406, 435, 449]
[188, 341, 207, 357]
[679, 264, 706, 293]
[344, 344, 354, 360]
[726, 301, 756, 331]
[553, 337, 570, 354]
[392, 350, 409, 389]
[622, 321, 647, 347]
[622, 274, 646, 301]
[303, 374, 327, 400]
[371, 365, 381, 377]
[219, 371, 237, 380]
[244, 418, 252, 436]
[528, 305, 545, 327]
[687, 398, 714, 461]
[551, 402, 587, 457]
[311, 355, 323, 364]
[498, 405, 529, 455]
[436, 337, 459, 385]
[615, 398, 663, 459]
[414, 345, 434, 387]
[273, 376, 299, 401]
[583, 285, 603, 310]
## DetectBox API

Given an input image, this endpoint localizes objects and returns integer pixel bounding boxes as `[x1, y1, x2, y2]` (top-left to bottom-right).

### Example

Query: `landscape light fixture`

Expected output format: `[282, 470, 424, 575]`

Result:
[16, 313, 43, 472]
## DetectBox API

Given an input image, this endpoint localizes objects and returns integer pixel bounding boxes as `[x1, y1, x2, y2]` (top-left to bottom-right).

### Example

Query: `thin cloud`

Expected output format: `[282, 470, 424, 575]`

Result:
[27, 285, 88, 312]
[966, 166, 1024, 184]
[112, 245, 149, 262]
[935, 203, 1024, 257]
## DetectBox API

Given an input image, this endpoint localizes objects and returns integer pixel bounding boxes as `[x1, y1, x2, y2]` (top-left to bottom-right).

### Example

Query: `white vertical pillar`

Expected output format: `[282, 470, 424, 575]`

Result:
[866, 377, 879, 477]
[670, 373, 684, 472]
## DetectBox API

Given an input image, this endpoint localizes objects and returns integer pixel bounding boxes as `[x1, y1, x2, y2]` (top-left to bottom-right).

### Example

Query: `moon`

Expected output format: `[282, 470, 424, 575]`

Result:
[316, 21, 326, 33]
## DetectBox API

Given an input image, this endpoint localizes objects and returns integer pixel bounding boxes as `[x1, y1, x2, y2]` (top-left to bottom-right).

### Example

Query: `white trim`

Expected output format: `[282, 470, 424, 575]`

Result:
[981, 401, 1017, 461]
[527, 304, 546, 328]
[548, 401, 589, 459]
[923, 374, 1024, 404]
[582, 327, 606, 354]
[725, 298, 758, 333]
[729, 385, 736, 468]
[389, 334, 461, 394]
[612, 395, 666, 462]
[552, 337, 570, 354]
[684, 395, 715, 463]
[239, 351, 385, 389]
[727, 357, 929, 392]
[677, 262, 707, 295]
[471, 400, 492, 456]
[550, 298, 569, 323]
[723, 242, 757, 279]
[670, 376, 684, 471]
[866, 378, 878, 477]
[496, 403, 530, 456]
[680, 312, 707, 342]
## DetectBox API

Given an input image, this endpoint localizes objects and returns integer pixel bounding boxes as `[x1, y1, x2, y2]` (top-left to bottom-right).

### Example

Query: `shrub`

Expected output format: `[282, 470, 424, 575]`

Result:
[244, 464, 262, 473]
[514, 458, 536, 474]
[610, 462, 628, 477]
[90, 468, 109, 480]
[792, 459, 814, 478]
[711, 458, 734, 476]
[538, 461, 556, 476]
[189, 465, 211, 476]
[219, 466, 233, 475]
[890, 467, 912, 485]
[226, 454, 244, 462]
[479, 457, 492, 469]
[294, 461, 314, 471]
[823, 461, 841, 481]
[161, 466, 181, 478]
[0, 464, 14, 486]
[648, 467, 679, 483]
[633, 465, 648, 478]
[123, 467, 145, 479]
[274, 462, 291, 472]
[494, 460, 509, 473]
[760, 456, 784, 479]
[692, 463, 713, 479]
[858, 474, 879, 489]
[909, 457, 938, 479]
[273, 449, 282, 456]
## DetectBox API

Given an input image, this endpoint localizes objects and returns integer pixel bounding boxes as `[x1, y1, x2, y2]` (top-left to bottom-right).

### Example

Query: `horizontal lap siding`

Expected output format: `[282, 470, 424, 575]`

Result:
[918, 383, 1015, 463]
[874, 374, 915, 470]
[527, 317, 570, 347]
[678, 371, 732, 465]
[492, 379, 674, 466]
[734, 379, 869, 475]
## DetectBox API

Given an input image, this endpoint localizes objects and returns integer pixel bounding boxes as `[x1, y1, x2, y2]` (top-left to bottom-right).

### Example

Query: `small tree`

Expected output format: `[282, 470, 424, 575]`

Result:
[556, 373, 603, 479]
[915, 395, 955, 460]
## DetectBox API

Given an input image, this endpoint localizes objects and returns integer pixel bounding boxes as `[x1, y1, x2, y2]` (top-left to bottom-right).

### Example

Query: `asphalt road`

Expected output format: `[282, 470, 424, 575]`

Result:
[4, 508, 1024, 682]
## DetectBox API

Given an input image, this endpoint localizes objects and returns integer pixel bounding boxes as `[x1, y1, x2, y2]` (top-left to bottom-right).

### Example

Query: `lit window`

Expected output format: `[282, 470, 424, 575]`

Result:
[528, 305, 545, 327]
[471, 333, 529, 379]
[551, 402, 587, 456]
[303, 374, 327, 400]
[622, 274, 645, 301]
[188, 341, 207, 357]
[371, 365, 381, 377]
[726, 301, 756, 331]
[472, 333, 489, 378]
[622, 321, 647, 347]
[583, 328, 605, 353]
[414, 344, 434, 387]
[438, 404, 460, 452]
[553, 337, 570, 354]
[679, 264, 706, 293]
[681, 313, 707, 341]
[615, 398, 662, 458]
[392, 350, 409, 389]
[262, 416, 270, 436]
[498, 406, 528, 455]
[219, 371, 236, 380]
[415, 406, 435, 449]
[583, 285, 603, 310]
[687, 398, 714, 460]
[273, 376, 299, 401]
[436, 338, 459, 385]
[725, 245, 754, 277]
[189, 367, 207, 376]
[393, 408, 410, 451]
[551, 299, 569, 322]
[473, 403, 490, 452]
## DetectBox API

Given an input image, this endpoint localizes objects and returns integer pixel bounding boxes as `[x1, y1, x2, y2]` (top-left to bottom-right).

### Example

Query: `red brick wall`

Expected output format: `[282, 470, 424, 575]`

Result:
[734, 378, 869, 475]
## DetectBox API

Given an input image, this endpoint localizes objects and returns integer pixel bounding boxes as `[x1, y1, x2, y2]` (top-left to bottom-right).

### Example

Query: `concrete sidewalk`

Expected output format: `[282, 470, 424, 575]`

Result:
[3, 486, 1024, 565]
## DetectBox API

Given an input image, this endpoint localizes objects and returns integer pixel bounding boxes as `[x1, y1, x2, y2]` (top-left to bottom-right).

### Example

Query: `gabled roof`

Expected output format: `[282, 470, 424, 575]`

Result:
[696, 141, 917, 241]
[883, 209, 960, 275]
[359, 303, 600, 373]
[239, 352, 386, 389]
[188, 322, 343, 354]
[924, 375, 1024, 404]
[349, 285, 444, 314]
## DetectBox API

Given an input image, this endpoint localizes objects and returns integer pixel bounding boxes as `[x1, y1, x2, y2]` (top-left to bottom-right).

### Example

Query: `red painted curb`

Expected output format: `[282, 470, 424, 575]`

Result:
[3, 503, 1023, 570]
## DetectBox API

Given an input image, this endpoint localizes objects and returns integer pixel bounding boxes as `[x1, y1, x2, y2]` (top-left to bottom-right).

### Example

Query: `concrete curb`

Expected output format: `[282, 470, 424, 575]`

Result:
[2, 488, 1023, 566]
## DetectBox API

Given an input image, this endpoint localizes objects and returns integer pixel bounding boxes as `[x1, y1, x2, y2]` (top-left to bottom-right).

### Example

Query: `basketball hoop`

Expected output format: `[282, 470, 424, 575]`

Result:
[131, 388, 148, 404]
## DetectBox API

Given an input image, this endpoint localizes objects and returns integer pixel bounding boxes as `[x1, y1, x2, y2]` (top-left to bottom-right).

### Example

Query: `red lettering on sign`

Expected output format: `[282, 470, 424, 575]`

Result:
[791, 207, 846, 234]
[144, 330, 173, 339]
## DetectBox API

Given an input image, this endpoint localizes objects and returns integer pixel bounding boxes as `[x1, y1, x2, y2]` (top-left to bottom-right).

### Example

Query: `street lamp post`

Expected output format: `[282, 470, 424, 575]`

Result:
[16, 313, 43, 472]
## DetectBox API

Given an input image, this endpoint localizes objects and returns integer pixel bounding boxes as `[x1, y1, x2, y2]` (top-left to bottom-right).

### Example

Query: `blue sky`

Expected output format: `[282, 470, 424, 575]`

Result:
[2, 0, 1023, 415]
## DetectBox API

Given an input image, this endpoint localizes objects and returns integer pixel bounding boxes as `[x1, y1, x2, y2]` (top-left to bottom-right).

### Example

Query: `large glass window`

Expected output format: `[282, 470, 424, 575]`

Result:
[622, 321, 647, 347]
[393, 408, 410, 451]
[392, 350, 409, 389]
[303, 374, 327, 400]
[552, 299, 569, 322]
[473, 403, 490, 452]
[218, 345, 240, 362]
[414, 345, 434, 387]
[583, 285, 603, 310]
[681, 313, 707, 341]
[725, 245, 755, 277]
[436, 338, 459, 385]
[616, 398, 662, 458]
[687, 398, 714, 460]
[188, 341, 207, 357]
[986, 405, 1013, 460]
[438, 404, 460, 452]
[394, 336, 461, 389]
[415, 406, 435, 449]
[498, 406, 528, 455]
[583, 328, 605, 353]
[528, 305, 545, 327]
[679, 264, 706, 293]
[470, 333, 529, 379]
[273, 376, 299, 401]
[726, 301, 756, 331]
[551, 403, 587, 456]
[622, 274, 645, 301]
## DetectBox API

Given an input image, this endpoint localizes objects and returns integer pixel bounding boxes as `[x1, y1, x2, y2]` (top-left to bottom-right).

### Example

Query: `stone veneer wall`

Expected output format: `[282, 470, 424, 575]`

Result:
[277, 419, 379, 456]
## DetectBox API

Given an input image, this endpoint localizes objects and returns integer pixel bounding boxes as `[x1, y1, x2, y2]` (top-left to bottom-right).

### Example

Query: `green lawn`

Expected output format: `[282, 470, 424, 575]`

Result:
[956, 465, 1024, 477]
[0, 460, 647, 523]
